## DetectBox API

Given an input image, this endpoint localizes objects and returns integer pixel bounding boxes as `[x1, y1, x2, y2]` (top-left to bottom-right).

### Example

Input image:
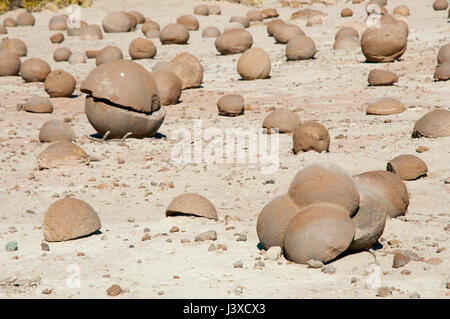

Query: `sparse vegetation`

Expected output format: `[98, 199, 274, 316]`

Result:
[0, 0, 93, 13]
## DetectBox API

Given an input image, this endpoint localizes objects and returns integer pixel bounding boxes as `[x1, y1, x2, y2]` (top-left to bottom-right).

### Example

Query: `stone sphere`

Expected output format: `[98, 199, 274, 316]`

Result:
[3, 17, 17, 27]
[48, 15, 67, 31]
[273, 24, 305, 44]
[437, 43, 450, 65]
[142, 21, 160, 35]
[237, 47, 271, 80]
[229, 16, 250, 28]
[283, 203, 355, 264]
[160, 23, 190, 45]
[433, 0, 449, 11]
[80, 25, 103, 40]
[43, 198, 101, 242]
[167, 52, 203, 89]
[20, 58, 51, 82]
[262, 8, 279, 19]
[166, 193, 218, 220]
[247, 10, 263, 22]
[39, 119, 76, 142]
[292, 121, 330, 153]
[288, 163, 360, 216]
[24, 96, 53, 113]
[128, 10, 145, 24]
[44, 70, 76, 98]
[202, 26, 221, 38]
[2, 38, 27, 57]
[0, 25, 7, 34]
[257, 195, 301, 250]
[387, 155, 428, 181]
[262, 108, 301, 134]
[50, 32, 64, 43]
[176, 14, 199, 31]
[333, 36, 360, 50]
[341, 8, 353, 17]
[434, 62, 450, 81]
[361, 24, 407, 63]
[96, 45, 123, 66]
[335, 27, 359, 40]
[194, 5, 210, 16]
[68, 52, 87, 65]
[215, 29, 253, 55]
[53, 47, 72, 62]
[353, 170, 409, 219]
[103, 11, 133, 33]
[0, 51, 21, 76]
[286, 35, 317, 60]
[129, 38, 157, 60]
[393, 5, 410, 16]
[209, 5, 221, 15]
[266, 19, 285, 37]
[412, 109, 450, 138]
[217, 94, 245, 117]
[17, 12, 35, 26]
[150, 70, 182, 106]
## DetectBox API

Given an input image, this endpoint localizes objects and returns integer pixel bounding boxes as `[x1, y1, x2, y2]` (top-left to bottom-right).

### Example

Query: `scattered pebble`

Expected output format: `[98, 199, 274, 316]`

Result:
[307, 259, 324, 269]
[106, 284, 122, 297]
[194, 230, 217, 242]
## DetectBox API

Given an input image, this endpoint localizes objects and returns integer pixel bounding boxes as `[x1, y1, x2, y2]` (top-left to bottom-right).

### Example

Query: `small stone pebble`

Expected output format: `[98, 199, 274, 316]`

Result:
[107, 284, 122, 297]
[253, 261, 265, 269]
[42, 288, 52, 295]
[236, 233, 247, 242]
[234, 261, 243, 268]
[376, 287, 391, 297]
[264, 246, 282, 261]
[392, 252, 410, 268]
[169, 226, 179, 233]
[208, 243, 216, 251]
[5, 241, 18, 252]
[41, 243, 49, 251]
[127, 217, 135, 223]
[195, 230, 217, 242]
[321, 265, 336, 274]
[409, 292, 420, 299]
[307, 259, 324, 269]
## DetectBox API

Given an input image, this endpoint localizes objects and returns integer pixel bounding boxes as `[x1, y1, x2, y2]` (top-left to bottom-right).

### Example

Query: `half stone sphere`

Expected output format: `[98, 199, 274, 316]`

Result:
[39, 120, 76, 143]
[387, 155, 428, 180]
[262, 108, 300, 134]
[366, 97, 405, 115]
[368, 69, 398, 86]
[288, 163, 360, 217]
[53, 47, 71, 62]
[24, 96, 53, 113]
[412, 109, 450, 138]
[237, 47, 271, 80]
[43, 198, 101, 242]
[166, 193, 218, 220]
[38, 141, 88, 169]
[257, 195, 301, 250]
[283, 203, 355, 264]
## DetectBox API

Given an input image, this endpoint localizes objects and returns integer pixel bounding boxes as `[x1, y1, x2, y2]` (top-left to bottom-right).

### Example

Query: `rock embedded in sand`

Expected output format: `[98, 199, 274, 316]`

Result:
[335, 27, 359, 40]
[150, 70, 182, 106]
[85, 50, 99, 59]
[387, 155, 428, 180]
[176, 15, 199, 31]
[368, 69, 398, 86]
[167, 52, 203, 89]
[361, 24, 407, 63]
[266, 19, 285, 37]
[129, 38, 157, 60]
[273, 24, 305, 44]
[53, 47, 71, 62]
[38, 141, 89, 169]
[96, 45, 124, 66]
[237, 47, 271, 80]
[166, 193, 218, 220]
[353, 170, 409, 219]
[257, 195, 300, 249]
[348, 190, 386, 251]
[103, 11, 133, 33]
[290, 9, 328, 23]
[159, 23, 190, 45]
[195, 230, 217, 242]
[283, 203, 355, 264]
[412, 109, 450, 138]
[292, 121, 330, 153]
[437, 44, 450, 65]
[44, 70, 76, 98]
[262, 108, 300, 134]
[229, 16, 250, 28]
[23, 96, 53, 113]
[194, 4, 209, 16]
[43, 198, 101, 242]
[433, 0, 449, 11]
[50, 33, 64, 43]
[48, 15, 67, 31]
[215, 29, 253, 55]
[0, 51, 21, 76]
[80, 25, 103, 40]
[286, 35, 316, 60]
[217, 94, 245, 117]
[39, 120, 76, 143]
[81, 60, 164, 139]
[17, 12, 35, 26]
[202, 26, 221, 38]
[366, 97, 405, 115]
[288, 164, 360, 216]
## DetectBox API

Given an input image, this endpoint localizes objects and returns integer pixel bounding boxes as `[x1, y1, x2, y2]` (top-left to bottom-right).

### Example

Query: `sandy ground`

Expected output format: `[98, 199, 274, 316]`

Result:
[0, 0, 449, 299]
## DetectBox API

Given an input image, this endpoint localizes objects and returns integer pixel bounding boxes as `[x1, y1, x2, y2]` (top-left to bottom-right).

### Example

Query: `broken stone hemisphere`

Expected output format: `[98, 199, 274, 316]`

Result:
[38, 141, 89, 169]
[39, 119, 76, 143]
[81, 60, 165, 139]
[412, 109, 450, 138]
[43, 197, 101, 242]
[166, 193, 218, 220]
[262, 108, 300, 134]
[283, 203, 355, 264]
[353, 170, 409, 219]
[387, 155, 428, 180]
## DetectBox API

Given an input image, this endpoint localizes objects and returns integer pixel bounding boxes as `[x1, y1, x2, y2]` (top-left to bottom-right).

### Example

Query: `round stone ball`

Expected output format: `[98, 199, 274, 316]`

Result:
[44, 70, 76, 98]
[68, 52, 87, 65]
[286, 35, 317, 60]
[412, 109, 450, 138]
[194, 5, 209, 16]
[50, 32, 64, 43]
[129, 38, 157, 60]
[292, 121, 330, 153]
[361, 24, 407, 63]
[96, 45, 124, 66]
[0, 51, 21, 76]
[150, 69, 182, 106]
[176, 14, 199, 31]
[273, 24, 305, 44]
[202, 26, 221, 38]
[103, 11, 133, 33]
[215, 29, 253, 55]
[2, 38, 27, 57]
[237, 47, 271, 80]
[167, 52, 204, 89]
[217, 94, 245, 117]
[17, 12, 35, 26]
[53, 47, 72, 62]
[387, 155, 428, 180]
[20, 58, 51, 82]
[48, 15, 67, 31]
[39, 119, 76, 142]
[159, 23, 190, 45]
[262, 108, 301, 134]
[80, 24, 103, 40]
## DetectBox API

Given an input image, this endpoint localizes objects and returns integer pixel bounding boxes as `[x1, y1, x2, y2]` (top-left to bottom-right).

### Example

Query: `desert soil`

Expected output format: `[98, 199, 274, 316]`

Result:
[0, 0, 449, 299]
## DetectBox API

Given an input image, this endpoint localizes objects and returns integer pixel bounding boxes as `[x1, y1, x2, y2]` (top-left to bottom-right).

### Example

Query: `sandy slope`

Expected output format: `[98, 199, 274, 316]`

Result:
[0, 0, 449, 299]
